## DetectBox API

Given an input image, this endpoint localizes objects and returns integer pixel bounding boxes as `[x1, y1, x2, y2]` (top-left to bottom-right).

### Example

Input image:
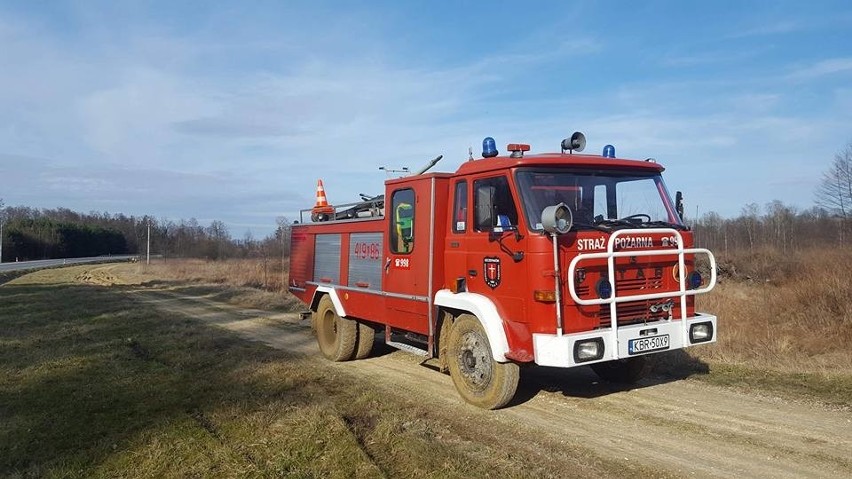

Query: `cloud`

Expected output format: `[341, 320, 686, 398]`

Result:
[786, 57, 852, 81]
[660, 47, 768, 67]
[726, 13, 852, 39]
[727, 20, 805, 38]
[172, 117, 303, 138]
[1, 3, 850, 235]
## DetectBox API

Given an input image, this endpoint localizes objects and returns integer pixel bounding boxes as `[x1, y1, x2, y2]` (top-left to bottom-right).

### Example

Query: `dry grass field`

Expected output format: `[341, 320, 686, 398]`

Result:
[3, 256, 851, 478]
[674, 247, 852, 404]
[1, 265, 651, 478]
[698, 248, 852, 372]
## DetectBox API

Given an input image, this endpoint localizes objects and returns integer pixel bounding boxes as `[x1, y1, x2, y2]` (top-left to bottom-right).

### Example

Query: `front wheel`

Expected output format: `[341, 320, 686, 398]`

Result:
[446, 314, 519, 409]
[591, 356, 651, 384]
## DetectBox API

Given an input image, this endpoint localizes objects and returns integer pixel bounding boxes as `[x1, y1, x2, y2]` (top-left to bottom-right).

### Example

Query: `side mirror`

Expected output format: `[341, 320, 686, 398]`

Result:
[541, 203, 573, 234]
[675, 191, 684, 221]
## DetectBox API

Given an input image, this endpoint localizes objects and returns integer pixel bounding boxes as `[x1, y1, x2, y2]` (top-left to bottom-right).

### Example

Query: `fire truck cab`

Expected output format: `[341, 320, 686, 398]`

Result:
[289, 134, 717, 409]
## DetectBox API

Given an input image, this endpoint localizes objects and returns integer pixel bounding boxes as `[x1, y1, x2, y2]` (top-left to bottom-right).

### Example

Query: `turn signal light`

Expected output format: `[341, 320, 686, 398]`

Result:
[534, 290, 557, 302]
[450, 277, 466, 293]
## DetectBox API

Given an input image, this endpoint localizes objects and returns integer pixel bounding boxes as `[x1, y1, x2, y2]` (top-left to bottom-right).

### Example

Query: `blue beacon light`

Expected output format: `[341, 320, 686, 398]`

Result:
[482, 137, 499, 158]
[595, 278, 613, 299]
[688, 271, 703, 289]
[602, 144, 616, 158]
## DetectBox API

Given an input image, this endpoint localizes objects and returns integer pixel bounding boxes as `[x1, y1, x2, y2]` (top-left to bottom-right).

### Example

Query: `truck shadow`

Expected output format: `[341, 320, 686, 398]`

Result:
[511, 350, 710, 405]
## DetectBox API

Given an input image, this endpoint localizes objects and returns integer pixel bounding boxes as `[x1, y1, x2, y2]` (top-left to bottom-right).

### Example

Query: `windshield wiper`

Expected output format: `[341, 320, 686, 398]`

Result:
[593, 218, 637, 229]
[639, 220, 688, 230]
[571, 221, 610, 232]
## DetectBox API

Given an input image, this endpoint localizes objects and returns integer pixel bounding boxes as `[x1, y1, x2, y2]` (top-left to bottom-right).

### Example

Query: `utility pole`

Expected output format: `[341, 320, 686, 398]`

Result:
[146, 219, 151, 265]
[0, 200, 5, 264]
[694, 204, 700, 247]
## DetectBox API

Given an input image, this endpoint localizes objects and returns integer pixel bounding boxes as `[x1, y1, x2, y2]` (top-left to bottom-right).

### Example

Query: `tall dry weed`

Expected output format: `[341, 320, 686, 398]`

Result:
[150, 258, 291, 292]
[697, 247, 852, 373]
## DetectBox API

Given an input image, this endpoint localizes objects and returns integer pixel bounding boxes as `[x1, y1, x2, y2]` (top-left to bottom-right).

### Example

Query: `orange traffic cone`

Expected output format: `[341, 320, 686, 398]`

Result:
[311, 179, 335, 222]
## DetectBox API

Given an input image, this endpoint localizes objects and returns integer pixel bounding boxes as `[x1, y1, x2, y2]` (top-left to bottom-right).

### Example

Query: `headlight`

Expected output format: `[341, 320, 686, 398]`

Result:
[690, 322, 714, 343]
[574, 338, 605, 362]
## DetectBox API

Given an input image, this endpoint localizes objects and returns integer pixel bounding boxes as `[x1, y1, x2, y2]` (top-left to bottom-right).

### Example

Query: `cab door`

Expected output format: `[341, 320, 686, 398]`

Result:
[464, 175, 528, 317]
[444, 179, 469, 291]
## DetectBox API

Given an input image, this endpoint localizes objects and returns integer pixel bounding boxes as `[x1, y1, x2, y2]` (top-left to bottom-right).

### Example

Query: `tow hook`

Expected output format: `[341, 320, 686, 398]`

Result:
[649, 299, 675, 313]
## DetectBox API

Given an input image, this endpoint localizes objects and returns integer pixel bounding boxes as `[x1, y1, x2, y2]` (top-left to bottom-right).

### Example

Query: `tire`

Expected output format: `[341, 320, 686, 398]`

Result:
[437, 313, 454, 373]
[314, 295, 357, 361]
[446, 314, 519, 409]
[354, 321, 375, 359]
[591, 356, 652, 384]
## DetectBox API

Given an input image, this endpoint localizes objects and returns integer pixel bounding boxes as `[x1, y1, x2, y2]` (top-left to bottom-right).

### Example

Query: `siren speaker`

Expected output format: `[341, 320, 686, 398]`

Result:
[561, 132, 586, 153]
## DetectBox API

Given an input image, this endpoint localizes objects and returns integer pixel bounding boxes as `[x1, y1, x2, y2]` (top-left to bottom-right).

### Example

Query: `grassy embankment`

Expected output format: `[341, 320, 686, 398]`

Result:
[138, 258, 301, 312]
[0, 265, 655, 478]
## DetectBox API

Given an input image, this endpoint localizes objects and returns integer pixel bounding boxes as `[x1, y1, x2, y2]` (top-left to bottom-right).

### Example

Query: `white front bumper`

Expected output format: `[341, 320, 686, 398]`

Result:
[532, 313, 717, 368]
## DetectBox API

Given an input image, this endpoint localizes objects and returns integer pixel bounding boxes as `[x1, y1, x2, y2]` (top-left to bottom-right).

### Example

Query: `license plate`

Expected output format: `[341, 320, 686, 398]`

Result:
[628, 334, 670, 355]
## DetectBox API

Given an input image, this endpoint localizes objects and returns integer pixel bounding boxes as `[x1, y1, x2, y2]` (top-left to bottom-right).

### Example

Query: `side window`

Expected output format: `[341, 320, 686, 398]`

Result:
[474, 176, 518, 231]
[390, 189, 415, 253]
[452, 181, 467, 233]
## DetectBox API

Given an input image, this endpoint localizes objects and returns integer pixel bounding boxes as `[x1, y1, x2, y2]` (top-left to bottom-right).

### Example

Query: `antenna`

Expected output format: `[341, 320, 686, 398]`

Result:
[378, 166, 410, 177]
[412, 155, 443, 175]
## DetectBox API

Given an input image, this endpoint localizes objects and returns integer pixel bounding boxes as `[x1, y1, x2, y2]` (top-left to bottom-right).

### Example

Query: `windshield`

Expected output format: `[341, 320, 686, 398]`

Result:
[515, 169, 683, 231]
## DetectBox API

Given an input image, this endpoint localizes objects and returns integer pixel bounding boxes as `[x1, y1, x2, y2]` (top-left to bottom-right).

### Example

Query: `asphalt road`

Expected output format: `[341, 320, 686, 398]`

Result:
[0, 255, 137, 273]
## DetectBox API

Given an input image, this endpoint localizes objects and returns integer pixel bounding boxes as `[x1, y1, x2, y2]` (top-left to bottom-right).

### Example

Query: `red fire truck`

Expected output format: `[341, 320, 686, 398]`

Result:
[289, 133, 717, 409]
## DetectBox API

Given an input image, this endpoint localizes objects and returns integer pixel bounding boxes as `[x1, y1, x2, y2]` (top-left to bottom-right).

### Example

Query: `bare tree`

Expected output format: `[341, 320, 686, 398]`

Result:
[815, 142, 852, 219]
[765, 200, 797, 251]
[741, 203, 760, 251]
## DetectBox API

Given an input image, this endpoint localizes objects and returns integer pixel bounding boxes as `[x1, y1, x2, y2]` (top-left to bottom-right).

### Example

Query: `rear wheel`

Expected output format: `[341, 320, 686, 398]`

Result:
[354, 321, 375, 359]
[446, 314, 519, 409]
[314, 295, 357, 361]
[591, 356, 651, 384]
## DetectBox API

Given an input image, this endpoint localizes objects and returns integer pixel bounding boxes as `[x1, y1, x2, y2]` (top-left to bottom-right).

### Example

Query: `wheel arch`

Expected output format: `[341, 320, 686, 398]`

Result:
[434, 290, 510, 362]
[309, 286, 347, 317]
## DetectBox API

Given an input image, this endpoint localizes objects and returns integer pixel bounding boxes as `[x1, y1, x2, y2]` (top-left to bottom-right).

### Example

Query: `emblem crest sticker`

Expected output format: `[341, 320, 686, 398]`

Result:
[483, 257, 501, 289]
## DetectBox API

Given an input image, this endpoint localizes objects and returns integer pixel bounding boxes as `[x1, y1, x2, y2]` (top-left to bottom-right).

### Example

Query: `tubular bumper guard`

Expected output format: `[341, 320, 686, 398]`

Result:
[534, 228, 718, 368]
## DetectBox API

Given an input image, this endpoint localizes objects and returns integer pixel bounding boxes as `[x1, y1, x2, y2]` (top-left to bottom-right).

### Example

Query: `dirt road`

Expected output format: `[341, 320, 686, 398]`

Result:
[107, 267, 851, 478]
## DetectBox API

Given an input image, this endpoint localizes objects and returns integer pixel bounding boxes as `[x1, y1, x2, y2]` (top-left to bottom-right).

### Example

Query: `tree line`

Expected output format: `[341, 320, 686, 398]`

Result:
[691, 141, 851, 254]
[0, 204, 291, 262]
[692, 201, 848, 254]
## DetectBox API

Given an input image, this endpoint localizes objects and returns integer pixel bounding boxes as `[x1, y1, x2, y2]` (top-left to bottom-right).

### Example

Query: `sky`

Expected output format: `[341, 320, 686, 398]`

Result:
[1, 1, 851, 237]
